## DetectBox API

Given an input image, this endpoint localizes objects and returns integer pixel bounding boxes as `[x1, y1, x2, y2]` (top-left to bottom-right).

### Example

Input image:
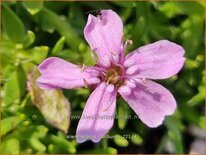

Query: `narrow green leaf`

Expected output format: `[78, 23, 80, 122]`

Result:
[111, 1, 136, 8]
[22, 1, 43, 15]
[49, 135, 76, 153]
[51, 36, 65, 55]
[78, 147, 117, 154]
[0, 138, 20, 154]
[3, 66, 26, 105]
[23, 30, 36, 48]
[117, 99, 129, 130]
[15, 125, 48, 140]
[19, 46, 49, 64]
[1, 115, 25, 136]
[36, 8, 82, 50]
[2, 4, 26, 43]
[29, 138, 46, 152]
[165, 116, 184, 153]
[114, 134, 129, 147]
[185, 58, 200, 69]
[130, 133, 143, 145]
[188, 85, 205, 106]
[30, 46, 49, 64]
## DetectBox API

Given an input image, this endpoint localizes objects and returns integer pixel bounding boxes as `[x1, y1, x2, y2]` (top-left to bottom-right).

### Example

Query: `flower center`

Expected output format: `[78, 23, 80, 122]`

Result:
[103, 66, 125, 87]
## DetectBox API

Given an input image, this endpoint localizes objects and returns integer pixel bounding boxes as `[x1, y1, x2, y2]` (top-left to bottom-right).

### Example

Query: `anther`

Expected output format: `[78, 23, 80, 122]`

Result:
[127, 39, 133, 45]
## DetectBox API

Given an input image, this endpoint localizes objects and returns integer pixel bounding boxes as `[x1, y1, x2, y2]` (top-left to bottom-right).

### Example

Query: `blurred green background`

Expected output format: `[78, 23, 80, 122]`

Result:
[1, 1, 205, 154]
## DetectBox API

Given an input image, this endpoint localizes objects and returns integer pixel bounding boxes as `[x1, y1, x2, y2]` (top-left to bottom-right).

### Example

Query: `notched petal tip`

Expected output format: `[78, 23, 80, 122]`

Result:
[84, 9, 124, 66]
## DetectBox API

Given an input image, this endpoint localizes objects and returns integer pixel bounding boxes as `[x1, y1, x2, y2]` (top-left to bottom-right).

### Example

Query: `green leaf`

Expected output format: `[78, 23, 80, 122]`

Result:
[111, 1, 136, 8]
[22, 1, 44, 15]
[51, 36, 65, 55]
[155, 134, 169, 153]
[159, 2, 183, 17]
[49, 135, 76, 153]
[185, 58, 200, 69]
[1, 115, 25, 136]
[130, 133, 143, 145]
[117, 98, 129, 130]
[2, 4, 26, 43]
[29, 138, 46, 152]
[79, 147, 117, 154]
[36, 8, 82, 50]
[188, 85, 205, 106]
[114, 134, 129, 147]
[199, 116, 205, 129]
[131, 16, 145, 47]
[165, 116, 184, 153]
[16, 125, 48, 140]
[19, 46, 49, 64]
[175, 1, 204, 16]
[30, 46, 49, 64]
[23, 30, 36, 48]
[3, 66, 26, 106]
[0, 138, 20, 154]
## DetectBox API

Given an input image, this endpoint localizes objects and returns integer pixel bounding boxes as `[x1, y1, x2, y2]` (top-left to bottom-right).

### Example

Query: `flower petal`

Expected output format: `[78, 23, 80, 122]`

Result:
[36, 57, 100, 89]
[84, 9, 123, 66]
[76, 82, 116, 143]
[124, 40, 185, 79]
[119, 79, 176, 128]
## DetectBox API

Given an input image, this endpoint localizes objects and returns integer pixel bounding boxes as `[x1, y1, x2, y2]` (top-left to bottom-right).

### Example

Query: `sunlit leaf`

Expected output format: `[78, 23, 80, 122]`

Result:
[22, 1, 44, 15]
[1, 115, 25, 136]
[114, 134, 129, 147]
[0, 138, 20, 154]
[130, 133, 143, 145]
[49, 135, 76, 153]
[23, 30, 36, 48]
[3, 66, 26, 106]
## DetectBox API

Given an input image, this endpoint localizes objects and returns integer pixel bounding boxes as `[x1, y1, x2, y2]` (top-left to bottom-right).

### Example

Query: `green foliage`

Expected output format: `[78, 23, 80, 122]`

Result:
[1, 1, 205, 154]
[22, 1, 44, 15]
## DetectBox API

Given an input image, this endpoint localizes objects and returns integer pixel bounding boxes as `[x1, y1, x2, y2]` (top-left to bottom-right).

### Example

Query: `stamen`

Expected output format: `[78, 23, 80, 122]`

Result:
[102, 65, 125, 87]
[89, 49, 98, 63]
[123, 39, 133, 52]
[81, 64, 86, 71]
[120, 39, 133, 63]
[127, 39, 133, 45]
[83, 78, 88, 88]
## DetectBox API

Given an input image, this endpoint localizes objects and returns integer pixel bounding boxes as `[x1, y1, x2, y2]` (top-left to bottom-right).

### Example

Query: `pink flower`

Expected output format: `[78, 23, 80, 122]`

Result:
[37, 10, 185, 143]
